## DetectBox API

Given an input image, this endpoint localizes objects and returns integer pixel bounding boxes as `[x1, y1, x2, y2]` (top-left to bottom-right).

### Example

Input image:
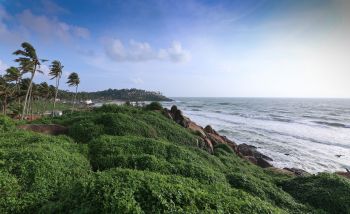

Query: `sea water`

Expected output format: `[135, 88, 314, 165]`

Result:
[163, 98, 350, 173]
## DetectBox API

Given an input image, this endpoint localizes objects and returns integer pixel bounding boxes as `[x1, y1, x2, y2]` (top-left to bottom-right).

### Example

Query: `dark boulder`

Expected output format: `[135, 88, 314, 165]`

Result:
[238, 143, 273, 161]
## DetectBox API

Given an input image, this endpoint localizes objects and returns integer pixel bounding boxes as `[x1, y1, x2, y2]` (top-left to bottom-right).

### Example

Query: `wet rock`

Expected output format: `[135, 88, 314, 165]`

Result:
[256, 157, 273, 168]
[238, 143, 273, 161]
[18, 124, 68, 135]
[283, 168, 311, 176]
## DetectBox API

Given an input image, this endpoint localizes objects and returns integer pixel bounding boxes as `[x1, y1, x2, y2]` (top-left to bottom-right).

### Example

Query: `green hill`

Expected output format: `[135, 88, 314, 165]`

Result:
[59, 88, 172, 101]
[0, 104, 349, 213]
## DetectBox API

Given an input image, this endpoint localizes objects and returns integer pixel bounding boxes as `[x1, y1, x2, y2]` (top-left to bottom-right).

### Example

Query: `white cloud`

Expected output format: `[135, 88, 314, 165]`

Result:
[17, 10, 90, 41]
[104, 38, 191, 63]
[130, 77, 144, 84]
[159, 41, 191, 63]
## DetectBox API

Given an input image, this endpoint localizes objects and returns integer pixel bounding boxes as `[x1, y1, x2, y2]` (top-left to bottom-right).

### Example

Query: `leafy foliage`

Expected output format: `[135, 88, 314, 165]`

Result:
[282, 173, 350, 214]
[144, 101, 163, 111]
[1, 105, 349, 213]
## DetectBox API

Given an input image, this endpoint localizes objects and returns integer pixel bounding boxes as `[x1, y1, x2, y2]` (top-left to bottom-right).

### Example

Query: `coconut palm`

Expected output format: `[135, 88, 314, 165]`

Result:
[13, 42, 46, 119]
[0, 76, 15, 115]
[49, 60, 63, 115]
[4, 67, 21, 104]
[67, 72, 80, 111]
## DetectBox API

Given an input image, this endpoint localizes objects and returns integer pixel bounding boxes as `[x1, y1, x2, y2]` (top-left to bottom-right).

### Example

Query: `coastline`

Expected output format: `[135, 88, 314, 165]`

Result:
[163, 104, 350, 178]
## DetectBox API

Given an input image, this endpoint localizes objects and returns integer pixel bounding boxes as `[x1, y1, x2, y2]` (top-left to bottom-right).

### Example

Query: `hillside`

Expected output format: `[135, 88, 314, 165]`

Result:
[0, 104, 350, 213]
[59, 88, 172, 101]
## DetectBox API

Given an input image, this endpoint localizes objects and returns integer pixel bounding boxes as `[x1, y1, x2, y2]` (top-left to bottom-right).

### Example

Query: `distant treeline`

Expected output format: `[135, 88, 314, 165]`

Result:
[58, 88, 172, 101]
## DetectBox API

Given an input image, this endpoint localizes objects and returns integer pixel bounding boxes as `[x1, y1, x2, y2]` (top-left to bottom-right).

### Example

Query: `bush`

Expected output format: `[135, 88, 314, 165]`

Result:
[282, 173, 350, 213]
[68, 119, 104, 143]
[144, 102, 163, 111]
[0, 131, 91, 213]
[89, 135, 226, 184]
[39, 168, 284, 213]
[0, 115, 15, 132]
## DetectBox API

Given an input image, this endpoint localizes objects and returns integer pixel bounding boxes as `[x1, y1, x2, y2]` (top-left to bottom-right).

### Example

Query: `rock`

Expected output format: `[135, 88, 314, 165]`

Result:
[198, 137, 213, 153]
[204, 125, 219, 135]
[336, 171, 350, 179]
[188, 121, 206, 138]
[162, 108, 173, 120]
[206, 133, 227, 146]
[170, 105, 178, 114]
[17, 124, 68, 135]
[221, 136, 238, 152]
[173, 109, 190, 128]
[244, 156, 258, 165]
[256, 157, 273, 168]
[283, 168, 311, 176]
[265, 167, 295, 176]
[238, 143, 273, 161]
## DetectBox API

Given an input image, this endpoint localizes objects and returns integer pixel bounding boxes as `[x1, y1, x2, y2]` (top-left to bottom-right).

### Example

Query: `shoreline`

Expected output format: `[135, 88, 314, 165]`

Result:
[163, 104, 350, 178]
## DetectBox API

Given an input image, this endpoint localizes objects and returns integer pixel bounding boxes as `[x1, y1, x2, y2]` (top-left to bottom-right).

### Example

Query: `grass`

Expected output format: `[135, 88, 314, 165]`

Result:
[1, 104, 349, 213]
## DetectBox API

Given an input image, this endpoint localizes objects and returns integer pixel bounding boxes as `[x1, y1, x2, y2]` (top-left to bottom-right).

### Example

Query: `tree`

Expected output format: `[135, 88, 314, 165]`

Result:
[13, 42, 46, 120]
[67, 72, 80, 111]
[38, 82, 50, 114]
[0, 76, 15, 115]
[4, 67, 21, 104]
[49, 60, 63, 115]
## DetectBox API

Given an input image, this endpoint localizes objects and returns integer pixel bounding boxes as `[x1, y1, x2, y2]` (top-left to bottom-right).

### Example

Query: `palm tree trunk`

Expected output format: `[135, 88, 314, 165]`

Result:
[72, 85, 78, 112]
[52, 77, 60, 116]
[21, 64, 36, 120]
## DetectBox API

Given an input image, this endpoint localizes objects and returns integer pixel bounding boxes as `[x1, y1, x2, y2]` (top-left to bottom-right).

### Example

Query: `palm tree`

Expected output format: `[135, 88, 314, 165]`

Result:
[0, 76, 15, 115]
[13, 42, 46, 120]
[38, 82, 50, 114]
[67, 72, 80, 111]
[49, 60, 63, 115]
[4, 67, 21, 104]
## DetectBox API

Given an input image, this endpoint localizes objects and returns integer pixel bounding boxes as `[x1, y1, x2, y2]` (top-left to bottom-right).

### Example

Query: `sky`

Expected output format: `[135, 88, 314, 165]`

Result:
[0, 0, 349, 97]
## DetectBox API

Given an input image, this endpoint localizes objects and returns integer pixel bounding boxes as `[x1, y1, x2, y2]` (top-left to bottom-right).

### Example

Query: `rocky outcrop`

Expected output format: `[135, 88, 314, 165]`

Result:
[336, 169, 350, 179]
[283, 168, 311, 177]
[266, 167, 295, 176]
[18, 124, 68, 135]
[237, 144, 273, 168]
[163, 105, 273, 168]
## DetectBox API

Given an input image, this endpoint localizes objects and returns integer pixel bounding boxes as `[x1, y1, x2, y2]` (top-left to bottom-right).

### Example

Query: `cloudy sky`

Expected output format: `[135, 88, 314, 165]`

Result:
[0, 0, 349, 97]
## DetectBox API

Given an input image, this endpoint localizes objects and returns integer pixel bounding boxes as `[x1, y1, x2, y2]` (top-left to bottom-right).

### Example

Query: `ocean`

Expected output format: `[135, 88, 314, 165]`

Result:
[162, 98, 350, 173]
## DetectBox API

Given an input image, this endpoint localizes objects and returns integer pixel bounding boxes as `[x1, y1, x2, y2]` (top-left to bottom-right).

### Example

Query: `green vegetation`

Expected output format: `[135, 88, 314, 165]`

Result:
[1, 104, 349, 213]
[65, 88, 172, 101]
[0, 42, 80, 118]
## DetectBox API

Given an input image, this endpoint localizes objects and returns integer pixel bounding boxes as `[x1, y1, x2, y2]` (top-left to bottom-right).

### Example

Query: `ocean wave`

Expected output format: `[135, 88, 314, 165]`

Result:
[312, 121, 349, 128]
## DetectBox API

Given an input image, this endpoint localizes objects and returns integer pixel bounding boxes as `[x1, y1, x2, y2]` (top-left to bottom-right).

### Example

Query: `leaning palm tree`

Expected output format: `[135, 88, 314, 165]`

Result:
[13, 42, 46, 120]
[67, 72, 80, 111]
[49, 60, 63, 115]
[4, 67, 21, 104]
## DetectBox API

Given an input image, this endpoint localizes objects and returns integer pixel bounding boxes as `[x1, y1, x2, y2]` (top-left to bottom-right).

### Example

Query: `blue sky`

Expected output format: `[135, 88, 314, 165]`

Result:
[0, 0, 349, 97]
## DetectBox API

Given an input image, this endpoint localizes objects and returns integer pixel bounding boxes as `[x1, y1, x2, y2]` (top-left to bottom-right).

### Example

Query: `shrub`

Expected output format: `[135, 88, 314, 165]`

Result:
[282, 173, 350, 213]
[39, 168, 284, 213]
[0, 115, 15, 132]
[68, 119, 104, 143]
[0, 131, 91, 213]
[144, 101, 163, 111]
